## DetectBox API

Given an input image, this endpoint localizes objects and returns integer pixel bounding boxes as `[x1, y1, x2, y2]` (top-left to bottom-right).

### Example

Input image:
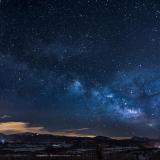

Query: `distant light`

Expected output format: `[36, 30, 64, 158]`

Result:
[155, 143, 160, 149]
[147, 123, 154, 127]
[1, 139, 5, 144]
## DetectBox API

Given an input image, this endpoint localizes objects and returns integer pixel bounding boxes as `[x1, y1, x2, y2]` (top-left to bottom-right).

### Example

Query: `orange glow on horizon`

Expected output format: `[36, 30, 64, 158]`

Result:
[0, 121, 95, 137]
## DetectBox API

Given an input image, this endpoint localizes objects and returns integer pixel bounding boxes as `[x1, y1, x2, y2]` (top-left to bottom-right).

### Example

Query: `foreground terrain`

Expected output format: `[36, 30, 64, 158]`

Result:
[0, 133, 159, 160]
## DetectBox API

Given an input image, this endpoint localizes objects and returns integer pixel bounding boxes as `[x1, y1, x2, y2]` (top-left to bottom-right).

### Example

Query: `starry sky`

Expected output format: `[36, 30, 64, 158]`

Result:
[1, 0, 160, 138]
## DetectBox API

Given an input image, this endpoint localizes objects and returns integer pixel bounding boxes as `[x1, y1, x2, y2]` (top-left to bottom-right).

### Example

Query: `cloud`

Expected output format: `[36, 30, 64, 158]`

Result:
[53, 128, 95, 137]
[0, 115, 11, 119]
[0, 122, 44, 134]
[0, 122, 95, 137]
[111, 137, 131, 140]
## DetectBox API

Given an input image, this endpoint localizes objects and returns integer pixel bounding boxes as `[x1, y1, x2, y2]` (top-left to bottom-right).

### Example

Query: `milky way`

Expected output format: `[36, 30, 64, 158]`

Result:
[1, 0, 160, 138]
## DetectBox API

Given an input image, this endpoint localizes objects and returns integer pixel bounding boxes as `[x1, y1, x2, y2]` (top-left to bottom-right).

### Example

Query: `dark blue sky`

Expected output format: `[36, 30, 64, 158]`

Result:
[1, 0, 160, 138]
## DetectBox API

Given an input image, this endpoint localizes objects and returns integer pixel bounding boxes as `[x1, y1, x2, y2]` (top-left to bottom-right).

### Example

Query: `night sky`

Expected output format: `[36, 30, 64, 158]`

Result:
[1, 0, 160, 138]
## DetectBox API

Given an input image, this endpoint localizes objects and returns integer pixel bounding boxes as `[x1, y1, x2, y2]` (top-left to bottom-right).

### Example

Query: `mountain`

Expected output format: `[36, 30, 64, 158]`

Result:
[131, 136, 151, 142]
[0, 132, 156, 146]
